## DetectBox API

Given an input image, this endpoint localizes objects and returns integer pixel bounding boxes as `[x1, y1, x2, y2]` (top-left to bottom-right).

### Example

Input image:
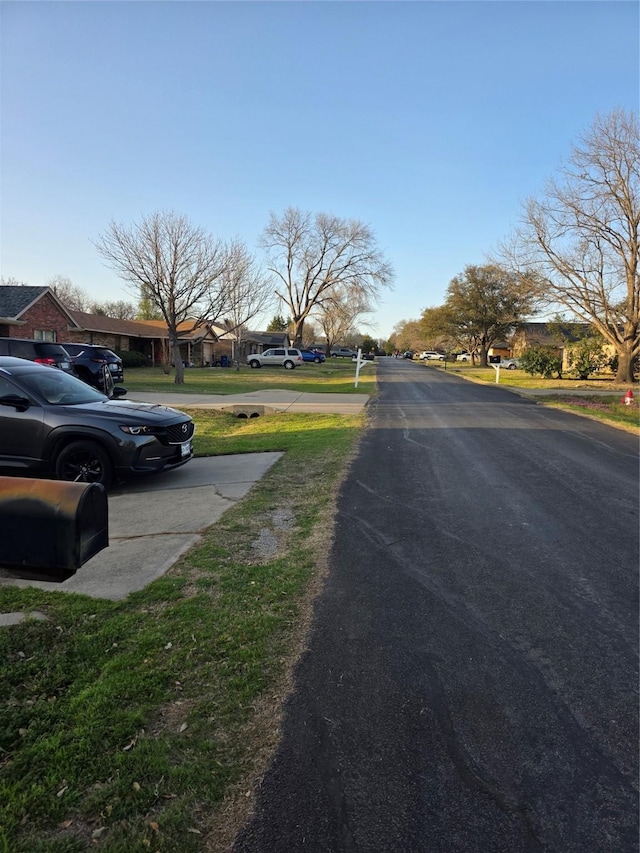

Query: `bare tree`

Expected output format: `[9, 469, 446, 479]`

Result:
[315, 286, 371, 354]
[94, 211, 228, 384]
[505, 109, 639, 383]
[89, 300, 138, 320]
[47, 275, 90, 311]
[260, 207, 394, 348]
[217, 239, 276, 369]
[1, 276, 30, 286]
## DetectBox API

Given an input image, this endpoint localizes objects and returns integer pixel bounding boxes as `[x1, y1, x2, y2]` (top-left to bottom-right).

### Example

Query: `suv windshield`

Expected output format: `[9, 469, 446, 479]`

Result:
[18, 368, 107, 405]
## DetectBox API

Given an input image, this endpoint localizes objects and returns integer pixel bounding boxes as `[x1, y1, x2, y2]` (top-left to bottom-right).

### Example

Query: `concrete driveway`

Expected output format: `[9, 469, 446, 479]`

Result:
[0, 452, 282, 604]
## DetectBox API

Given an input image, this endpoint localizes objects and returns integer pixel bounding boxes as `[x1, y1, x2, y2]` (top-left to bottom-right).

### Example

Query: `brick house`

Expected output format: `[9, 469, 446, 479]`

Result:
[0, 285, 235, 366]
[0, 285, 82, 340]
[69, 312, 235, 367]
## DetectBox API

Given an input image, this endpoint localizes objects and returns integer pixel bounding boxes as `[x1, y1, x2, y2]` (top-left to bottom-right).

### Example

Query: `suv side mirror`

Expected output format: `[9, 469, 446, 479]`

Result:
[0, 394, 30, 412]
[111, 386, 127, 398]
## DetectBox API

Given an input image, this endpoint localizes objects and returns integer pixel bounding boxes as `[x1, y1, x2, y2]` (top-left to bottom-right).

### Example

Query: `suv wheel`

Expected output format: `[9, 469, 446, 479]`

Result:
[248, 359, 261, 369]
[283, 360, 295, 370]
[55, 440, 113, 490]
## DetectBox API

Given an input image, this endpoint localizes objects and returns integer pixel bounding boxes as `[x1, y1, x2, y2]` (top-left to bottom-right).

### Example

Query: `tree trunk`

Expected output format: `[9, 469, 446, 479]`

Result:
[615, 343, 637, 384]
[161, 340, 171, 375]
[170, 331, 184, 385]
[291, 317, 304, 349]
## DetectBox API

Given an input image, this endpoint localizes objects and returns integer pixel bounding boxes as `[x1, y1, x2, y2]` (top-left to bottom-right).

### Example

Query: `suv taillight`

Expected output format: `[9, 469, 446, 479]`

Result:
[90, 358, 107, 363]
[35, 357, 56, 366]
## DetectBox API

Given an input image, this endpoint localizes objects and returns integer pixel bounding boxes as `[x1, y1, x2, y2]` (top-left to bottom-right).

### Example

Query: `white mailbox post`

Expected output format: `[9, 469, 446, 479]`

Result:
[354, 348, 372, 388]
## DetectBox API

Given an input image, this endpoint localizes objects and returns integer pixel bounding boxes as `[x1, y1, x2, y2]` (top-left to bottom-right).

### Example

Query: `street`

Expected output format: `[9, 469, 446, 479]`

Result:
[234, 358, 639, 852]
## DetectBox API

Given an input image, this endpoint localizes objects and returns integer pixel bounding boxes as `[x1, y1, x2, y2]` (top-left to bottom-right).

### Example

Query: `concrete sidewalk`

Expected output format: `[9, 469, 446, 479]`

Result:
[126, 389, 370, 415]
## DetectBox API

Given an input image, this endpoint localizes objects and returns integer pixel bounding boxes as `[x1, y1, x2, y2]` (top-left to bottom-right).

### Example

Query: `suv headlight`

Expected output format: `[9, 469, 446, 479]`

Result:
[120, 424, 154, 435]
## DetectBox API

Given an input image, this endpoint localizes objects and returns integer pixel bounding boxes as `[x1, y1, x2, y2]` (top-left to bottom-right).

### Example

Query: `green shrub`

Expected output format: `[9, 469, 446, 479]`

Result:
[520, 346, 563, 379]
[117, 350, 149, 368]
[565, 335, 609, 379]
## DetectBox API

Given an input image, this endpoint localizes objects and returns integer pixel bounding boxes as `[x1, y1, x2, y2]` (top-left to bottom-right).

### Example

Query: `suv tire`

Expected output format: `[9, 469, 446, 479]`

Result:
[55, 440, 113, 490]
[248, 359, 261, 369]
[283, 360, 295, 370]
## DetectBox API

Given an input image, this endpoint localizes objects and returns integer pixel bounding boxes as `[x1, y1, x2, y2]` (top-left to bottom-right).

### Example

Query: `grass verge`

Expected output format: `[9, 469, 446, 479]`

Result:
[427, 364, 639, 432]
[531, 395, 640, 432]
[121, 360, 376, 396]
[0, 409, 366, 852]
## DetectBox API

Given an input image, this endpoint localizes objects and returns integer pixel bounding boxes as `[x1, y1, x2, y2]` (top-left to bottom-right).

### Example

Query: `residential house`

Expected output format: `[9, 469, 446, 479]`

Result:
[0, 285, 235, 366]
[510, 321, 593, 370]
[0, 285, 82, 340]
[243, 331, 290, 359]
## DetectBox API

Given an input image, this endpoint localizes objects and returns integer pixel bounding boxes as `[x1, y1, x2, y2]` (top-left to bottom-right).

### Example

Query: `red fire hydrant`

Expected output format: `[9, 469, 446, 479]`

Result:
[623, 389, 634, 405]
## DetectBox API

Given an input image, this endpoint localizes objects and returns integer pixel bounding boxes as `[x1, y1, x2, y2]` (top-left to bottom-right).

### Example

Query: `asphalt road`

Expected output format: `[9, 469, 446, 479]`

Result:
[234, 359, 639, 853]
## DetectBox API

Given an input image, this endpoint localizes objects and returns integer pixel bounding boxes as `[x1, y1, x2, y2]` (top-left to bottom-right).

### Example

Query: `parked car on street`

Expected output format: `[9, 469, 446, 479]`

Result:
[499, 358, 521, 370]
[62, 343, 124, 392]
[300, 349, 326, 363]
[246, 348, 304, 369]
[420, 351, 446, 361]
[330, 347, 357, 358]
[0, 357, 194, 490]
[456, 353, 472, 362]
[403, 351, 414, 359]
[0, 337, 76, 374]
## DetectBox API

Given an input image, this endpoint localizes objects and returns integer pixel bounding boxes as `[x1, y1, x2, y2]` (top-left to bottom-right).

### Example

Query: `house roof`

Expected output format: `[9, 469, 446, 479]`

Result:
[244, 331, 289, 346]
[133, 318, 235, 340]
[0, 285, 80, 327]
[68, 311, 237, 342]
[514, 321, 591, 345]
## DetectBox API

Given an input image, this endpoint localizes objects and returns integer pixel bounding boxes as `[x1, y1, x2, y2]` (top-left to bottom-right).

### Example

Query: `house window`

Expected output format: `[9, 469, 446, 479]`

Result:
[33, 330, 57, 342]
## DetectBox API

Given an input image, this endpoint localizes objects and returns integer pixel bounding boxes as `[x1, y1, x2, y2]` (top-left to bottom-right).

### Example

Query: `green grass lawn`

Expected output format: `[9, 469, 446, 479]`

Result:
[121, 359, 376, 395]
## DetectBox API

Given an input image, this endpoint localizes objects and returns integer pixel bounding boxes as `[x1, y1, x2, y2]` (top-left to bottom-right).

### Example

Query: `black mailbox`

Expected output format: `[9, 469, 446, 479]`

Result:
[0, 477, 108, 581]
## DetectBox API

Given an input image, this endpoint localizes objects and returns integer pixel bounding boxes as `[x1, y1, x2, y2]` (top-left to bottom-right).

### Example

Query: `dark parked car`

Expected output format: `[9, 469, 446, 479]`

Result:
[0, 337, 75, 374]
[299, 349, 326, 363]
[62, 343, 124, 391]
[0, 357, 194, 490]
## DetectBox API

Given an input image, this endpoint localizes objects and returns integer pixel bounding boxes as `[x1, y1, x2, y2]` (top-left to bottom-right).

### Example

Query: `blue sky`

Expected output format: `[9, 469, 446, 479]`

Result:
[1, 1, 638, 339]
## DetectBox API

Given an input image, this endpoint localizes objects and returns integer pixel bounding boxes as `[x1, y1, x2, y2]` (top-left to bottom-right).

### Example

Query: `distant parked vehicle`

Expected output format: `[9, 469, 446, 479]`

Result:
[456, 353, 472, 362]
[403, 351, 414, 359]
[300, 349, 326, 363]
[330, 347, 357, 358]
[498, 358, 521, 370]
[0, 337, 76, 374]
[62, 343, 124, 392]
[420, 351, 446, 361]
[247, 348, 304, 369]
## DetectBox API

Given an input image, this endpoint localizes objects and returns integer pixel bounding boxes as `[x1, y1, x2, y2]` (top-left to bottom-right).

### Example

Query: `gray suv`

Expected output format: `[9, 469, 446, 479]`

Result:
[247, 348, 303, 369]
[0, 357, 194, 490]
